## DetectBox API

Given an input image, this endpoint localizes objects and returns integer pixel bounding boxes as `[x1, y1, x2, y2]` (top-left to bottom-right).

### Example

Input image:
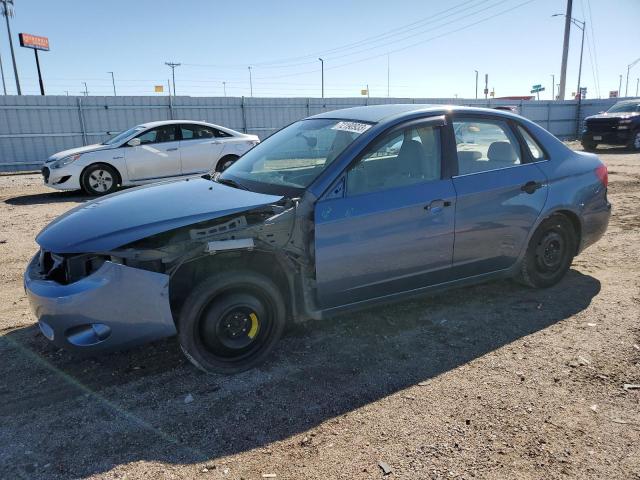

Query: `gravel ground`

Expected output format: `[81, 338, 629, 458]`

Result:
[0, 144, 638, 480]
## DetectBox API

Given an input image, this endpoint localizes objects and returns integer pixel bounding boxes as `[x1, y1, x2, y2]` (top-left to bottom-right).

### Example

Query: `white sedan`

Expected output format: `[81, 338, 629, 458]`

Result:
[42, 120, 260, 195]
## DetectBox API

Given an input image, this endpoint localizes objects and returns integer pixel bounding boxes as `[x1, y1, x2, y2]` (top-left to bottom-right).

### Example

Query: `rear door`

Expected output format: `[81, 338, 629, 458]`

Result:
[124, 125, 181, 181]
[449, 115, 548, 276]
[178, 123, 225, 174]
[314, 116, 457, 308]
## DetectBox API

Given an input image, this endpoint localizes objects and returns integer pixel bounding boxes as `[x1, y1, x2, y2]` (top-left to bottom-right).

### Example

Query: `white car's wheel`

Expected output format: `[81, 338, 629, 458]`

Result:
[81, 164, 119, 196]
[215, 155, 239, 172]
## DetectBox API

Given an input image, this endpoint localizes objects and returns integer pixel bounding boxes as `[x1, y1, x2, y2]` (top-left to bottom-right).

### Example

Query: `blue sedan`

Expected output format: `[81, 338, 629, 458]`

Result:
[24, 105, 611, 374]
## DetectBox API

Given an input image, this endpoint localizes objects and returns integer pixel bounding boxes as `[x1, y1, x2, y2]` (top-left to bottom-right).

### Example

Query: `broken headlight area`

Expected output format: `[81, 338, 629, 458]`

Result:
[37, 250, 109, 284]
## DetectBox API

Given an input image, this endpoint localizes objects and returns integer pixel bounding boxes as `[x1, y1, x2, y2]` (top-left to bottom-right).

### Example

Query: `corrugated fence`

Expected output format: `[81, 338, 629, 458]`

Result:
[0, 95, 627, 172]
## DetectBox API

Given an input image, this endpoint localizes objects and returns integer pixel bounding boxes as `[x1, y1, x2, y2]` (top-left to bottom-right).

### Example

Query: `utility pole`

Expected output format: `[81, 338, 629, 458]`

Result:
[484, 73, 488, 100]
[248, 66, 253, 97]
[0, 50, 6, 95]
[222, 81, 226, 97]
[1, 0, 20, 95]
[557, 0, 573, 100]
[82, 81, 88, 96]
[551, 74, 555, 100]
[575, 19, 585, 100]
[625, 58, 640, 97]
[636, 78, 639, 97]
[167, 79, 171, 96]
[474, 70, 478, 99]
[387, 54, 390, 97]
[165, 62, 180, 96]
[108, 71, 116, 96]
[618, 74, 622, 96]
[318, 57, 324, 98]
[367, 84, 370, 98]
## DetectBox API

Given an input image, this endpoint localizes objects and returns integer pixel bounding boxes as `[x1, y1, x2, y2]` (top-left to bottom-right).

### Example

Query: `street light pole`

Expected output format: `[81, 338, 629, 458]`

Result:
[222, 81, 226, 97]
[474, 70, 478, 99]
[108, 71, 116, 96]
[551, 74, 555, 100]
[0, 50, 7, 95]
[82, 82, 88, 96]
[575, 19, 585, 100]
[248, 66, 253, 97]
[619, 74, 622, 96]
[318, 57, 324, 98]
[1, 0, 20, 95]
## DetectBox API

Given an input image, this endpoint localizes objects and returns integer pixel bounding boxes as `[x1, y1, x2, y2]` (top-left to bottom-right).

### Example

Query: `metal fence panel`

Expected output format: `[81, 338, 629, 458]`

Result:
[0, 95, 628, 172]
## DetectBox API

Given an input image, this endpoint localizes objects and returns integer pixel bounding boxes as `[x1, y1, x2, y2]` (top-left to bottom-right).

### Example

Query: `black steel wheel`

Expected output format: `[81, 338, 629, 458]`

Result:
[581, 140, 597, 152]
[517, 214, 576, 288]
[178, 270, 286, 374]
[627, 130, 640, 152]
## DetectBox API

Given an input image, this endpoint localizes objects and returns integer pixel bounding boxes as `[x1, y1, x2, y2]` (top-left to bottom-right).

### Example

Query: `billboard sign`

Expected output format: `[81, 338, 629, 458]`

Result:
[18, 33, 50, 51]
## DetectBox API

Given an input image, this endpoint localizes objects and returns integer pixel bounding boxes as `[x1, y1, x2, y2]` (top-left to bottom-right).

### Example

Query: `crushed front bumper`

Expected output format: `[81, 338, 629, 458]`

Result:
[24, 254, 176, 354]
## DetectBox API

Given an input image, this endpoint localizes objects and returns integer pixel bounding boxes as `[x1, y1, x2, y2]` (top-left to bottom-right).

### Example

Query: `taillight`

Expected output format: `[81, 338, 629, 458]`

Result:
[595, 164, 608, 188]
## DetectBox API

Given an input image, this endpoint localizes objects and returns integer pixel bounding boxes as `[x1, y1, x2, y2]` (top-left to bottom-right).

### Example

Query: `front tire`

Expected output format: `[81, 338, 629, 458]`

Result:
[178, 271, 286, 374]
[517, 214, 576, 289]
[81, 163, 119, 196]
[581, 140, 597, 152]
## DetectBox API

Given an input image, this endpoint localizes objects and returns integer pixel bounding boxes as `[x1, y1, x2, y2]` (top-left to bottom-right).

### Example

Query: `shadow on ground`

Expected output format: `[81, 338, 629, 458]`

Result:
[4, 190, 90, 206]
[0, 270, 600, 479]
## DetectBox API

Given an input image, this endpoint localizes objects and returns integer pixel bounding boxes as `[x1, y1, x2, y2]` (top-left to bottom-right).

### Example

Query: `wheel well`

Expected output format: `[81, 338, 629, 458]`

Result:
[80, 162, 123, 187]
[169, 250, 292, 322]
[215, 154, 239, 171]
[553, 210, 582, 254]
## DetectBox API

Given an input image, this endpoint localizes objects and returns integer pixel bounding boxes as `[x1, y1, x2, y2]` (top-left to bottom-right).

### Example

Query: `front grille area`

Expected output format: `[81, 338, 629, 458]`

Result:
[41, 166, 50, 183]
[586, 118, 619, 134]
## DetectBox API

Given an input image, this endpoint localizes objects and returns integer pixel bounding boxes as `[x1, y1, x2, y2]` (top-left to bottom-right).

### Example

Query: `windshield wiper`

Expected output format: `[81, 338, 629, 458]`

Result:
[215, 176, 248, 190]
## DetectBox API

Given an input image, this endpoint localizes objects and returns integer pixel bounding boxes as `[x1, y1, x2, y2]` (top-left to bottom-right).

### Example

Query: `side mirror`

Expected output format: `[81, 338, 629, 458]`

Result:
[127, 138, 141, 147]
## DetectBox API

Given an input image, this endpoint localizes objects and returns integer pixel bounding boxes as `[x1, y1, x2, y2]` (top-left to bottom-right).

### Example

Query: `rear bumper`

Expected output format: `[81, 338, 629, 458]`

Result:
[582, 130, 631, 146]
[24, 255, 176, 354]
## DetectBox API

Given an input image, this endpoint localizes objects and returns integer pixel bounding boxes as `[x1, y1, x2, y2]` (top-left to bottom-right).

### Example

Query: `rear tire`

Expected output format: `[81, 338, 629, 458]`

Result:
[517, 214, 576, 289]
[81, 163, 119, 196]
[581, 140, 597, 152]
[626, 130, 640, 151]
[215, 155, 239, 172]
[178, 271, 286, 374]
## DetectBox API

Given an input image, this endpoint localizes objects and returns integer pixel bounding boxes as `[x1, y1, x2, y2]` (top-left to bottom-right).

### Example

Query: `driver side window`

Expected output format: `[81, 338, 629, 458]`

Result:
[347, 124, 441, 196]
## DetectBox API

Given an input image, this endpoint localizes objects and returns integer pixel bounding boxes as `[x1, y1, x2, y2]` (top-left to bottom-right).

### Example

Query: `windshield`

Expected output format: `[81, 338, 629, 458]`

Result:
[220, 118, 371, 193]
[102, 126, 145, 145]
[607, 102, 640, 114]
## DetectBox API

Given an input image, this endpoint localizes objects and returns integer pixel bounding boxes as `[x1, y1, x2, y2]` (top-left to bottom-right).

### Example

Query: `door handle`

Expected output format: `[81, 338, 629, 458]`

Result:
[166, 147, 178, 151]
[424, 199, 452, 212]
[521, 181, 543, 194]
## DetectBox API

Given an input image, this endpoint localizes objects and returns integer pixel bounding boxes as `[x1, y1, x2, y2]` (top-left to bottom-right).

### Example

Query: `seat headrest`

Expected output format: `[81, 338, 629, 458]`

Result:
[487, 141, 517, 163]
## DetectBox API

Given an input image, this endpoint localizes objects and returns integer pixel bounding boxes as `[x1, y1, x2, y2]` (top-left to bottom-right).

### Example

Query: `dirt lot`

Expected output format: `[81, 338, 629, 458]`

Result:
[1, 144, 639, 480]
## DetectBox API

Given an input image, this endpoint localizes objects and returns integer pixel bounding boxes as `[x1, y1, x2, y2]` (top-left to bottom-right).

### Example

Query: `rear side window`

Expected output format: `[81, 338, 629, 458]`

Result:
[517, 125, 545, 160]
[453, 119, 521, 175]
[136, 125, 177, 145]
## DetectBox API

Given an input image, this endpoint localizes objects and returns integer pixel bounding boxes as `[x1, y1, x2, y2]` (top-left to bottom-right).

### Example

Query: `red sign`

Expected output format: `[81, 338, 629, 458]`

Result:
[18, 33, 49, 51]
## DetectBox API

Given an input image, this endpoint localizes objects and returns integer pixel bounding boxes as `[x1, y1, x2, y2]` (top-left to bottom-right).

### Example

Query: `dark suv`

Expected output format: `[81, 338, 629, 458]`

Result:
[582, 100, 640, 151]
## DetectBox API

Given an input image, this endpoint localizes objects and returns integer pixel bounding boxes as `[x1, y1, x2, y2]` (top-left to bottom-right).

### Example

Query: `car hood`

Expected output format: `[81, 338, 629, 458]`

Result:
[586, 112, 639, 121]
[36, 178, 283, 253]
[47, 143, 116, 162]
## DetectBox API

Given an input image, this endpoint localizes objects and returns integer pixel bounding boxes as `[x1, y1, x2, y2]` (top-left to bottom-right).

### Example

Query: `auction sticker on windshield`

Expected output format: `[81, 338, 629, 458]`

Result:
[331, 121, 372, 134]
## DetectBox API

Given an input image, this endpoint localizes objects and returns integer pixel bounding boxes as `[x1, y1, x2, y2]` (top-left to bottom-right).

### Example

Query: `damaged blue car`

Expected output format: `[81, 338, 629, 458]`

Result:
[24, 105, 611, 373]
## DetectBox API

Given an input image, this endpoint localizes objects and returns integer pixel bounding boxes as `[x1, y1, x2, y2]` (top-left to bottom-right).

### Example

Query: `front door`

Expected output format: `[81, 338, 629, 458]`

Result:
[178, 123, 225, 175]
[450, 116, 548, 276]
[314, 118, 456, 308]
[125, 124, 181, 181]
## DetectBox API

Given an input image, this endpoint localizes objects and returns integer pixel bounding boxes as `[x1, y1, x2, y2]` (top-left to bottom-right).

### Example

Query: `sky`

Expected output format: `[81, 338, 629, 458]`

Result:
[4, 0, 640, 99]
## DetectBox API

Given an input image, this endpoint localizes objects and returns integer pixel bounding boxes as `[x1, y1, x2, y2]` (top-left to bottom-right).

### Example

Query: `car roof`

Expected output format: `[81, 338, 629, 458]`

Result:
[308, 104, 520, 124]
[137, 119, 240, 133]
[614, 99, 640, 104]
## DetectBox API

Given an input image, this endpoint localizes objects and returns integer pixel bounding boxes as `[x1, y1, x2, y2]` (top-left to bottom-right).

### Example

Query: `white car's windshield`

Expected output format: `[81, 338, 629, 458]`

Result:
[220, 118, 371, 193]
[102, 126, 145, 146]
